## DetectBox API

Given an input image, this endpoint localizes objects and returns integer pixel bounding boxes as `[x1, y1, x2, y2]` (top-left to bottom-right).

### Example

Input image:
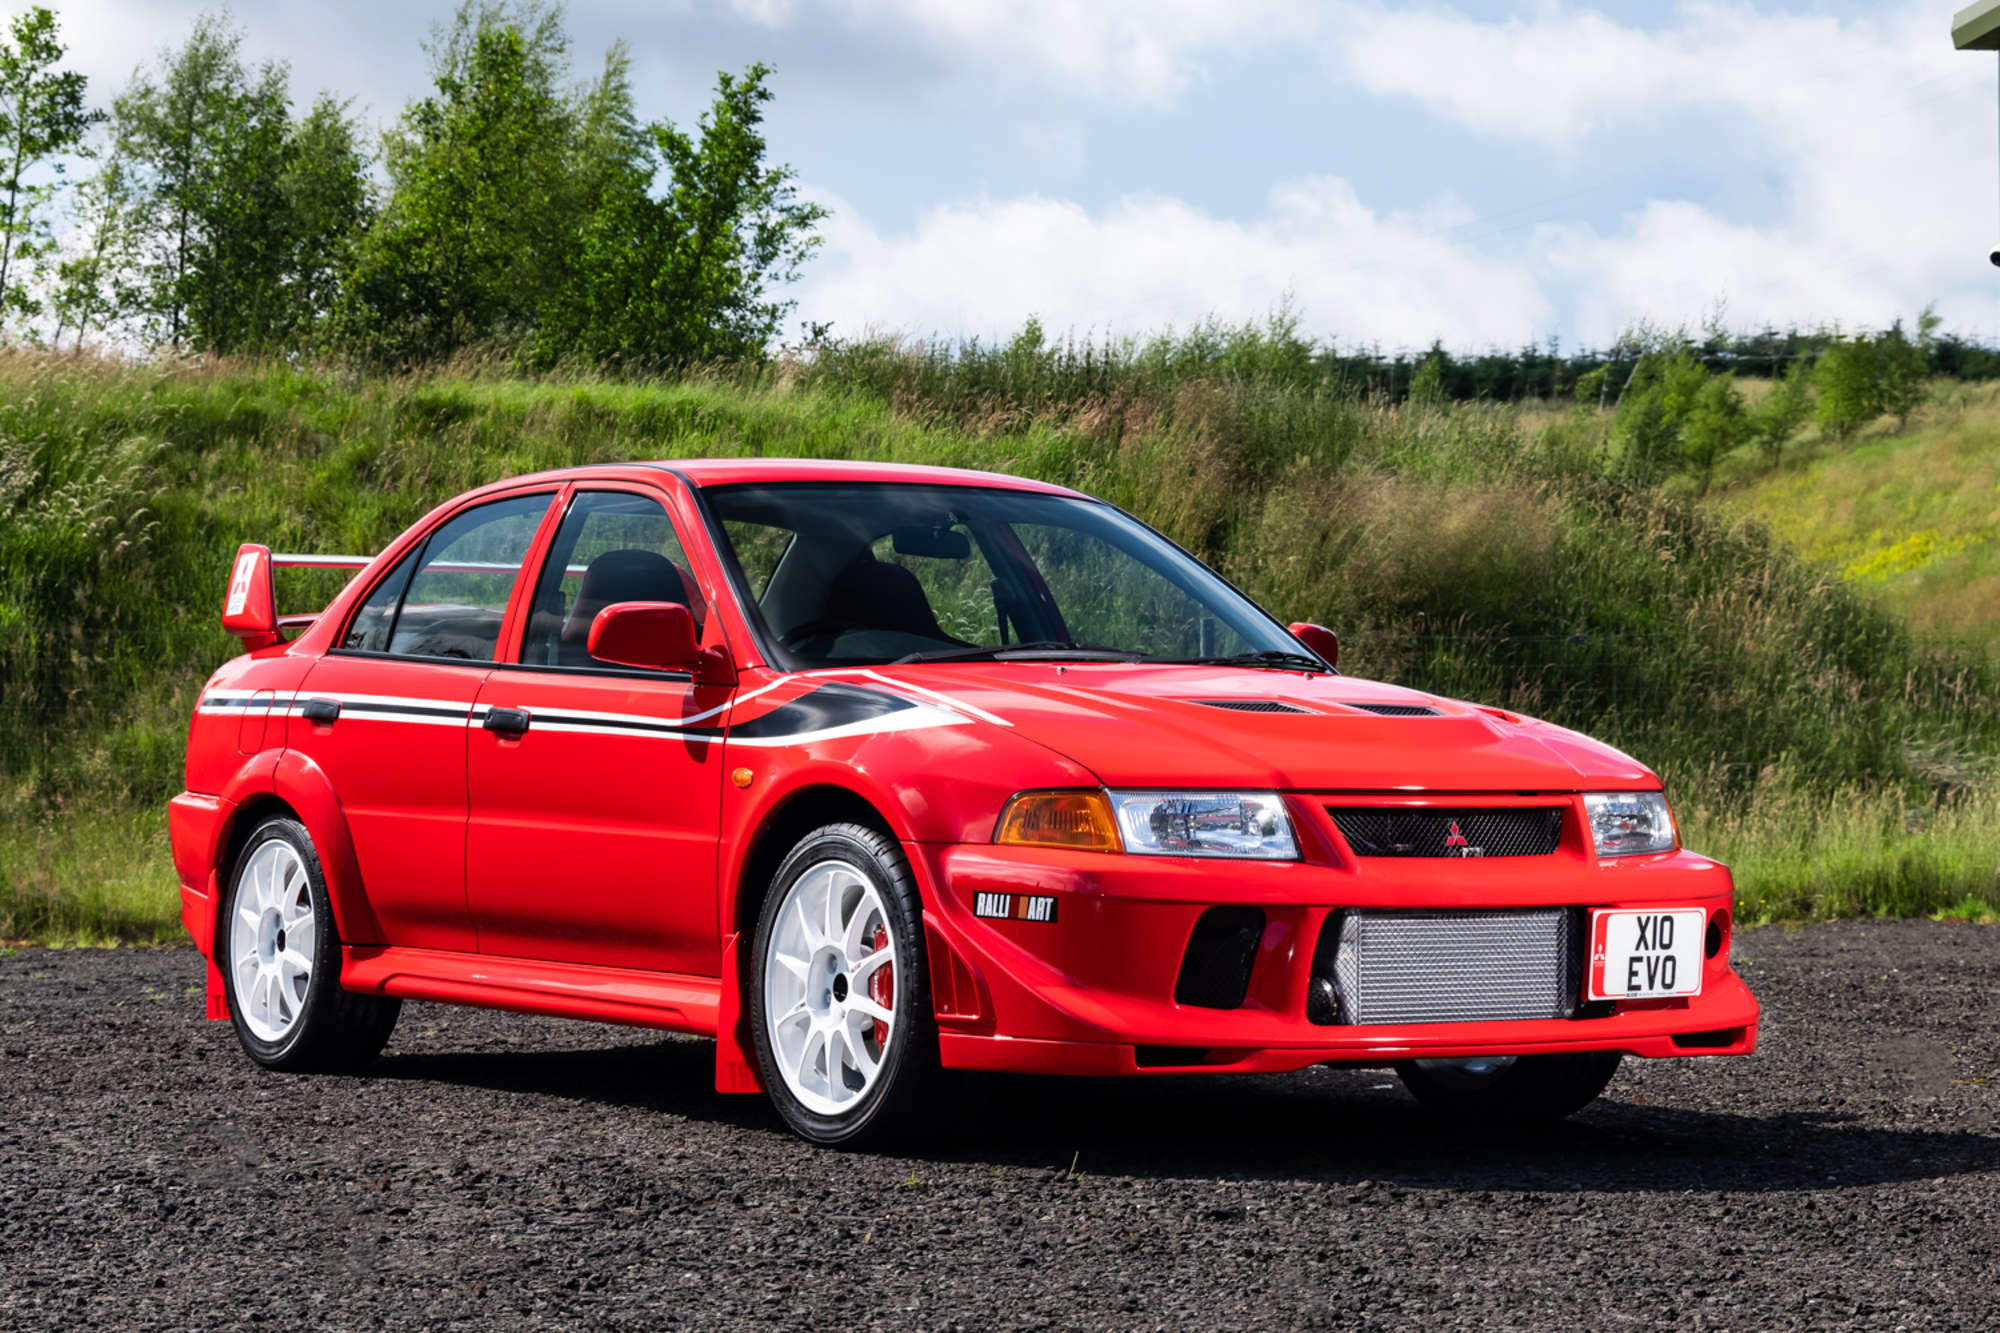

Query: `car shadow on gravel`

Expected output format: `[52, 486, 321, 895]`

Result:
[363, 1037, 1998, 1194]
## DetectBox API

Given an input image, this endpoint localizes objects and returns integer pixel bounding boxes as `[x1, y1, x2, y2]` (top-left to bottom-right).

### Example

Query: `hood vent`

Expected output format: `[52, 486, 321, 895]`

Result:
[1190, 699, 1317, 714]
[1341, 702, 1441, 717]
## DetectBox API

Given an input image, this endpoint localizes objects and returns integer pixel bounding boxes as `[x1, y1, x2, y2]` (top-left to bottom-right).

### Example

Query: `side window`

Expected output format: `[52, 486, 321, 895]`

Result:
[385, 493, 553, 661]
[339, 547, 419, 652]
[521, 491, 700, 669]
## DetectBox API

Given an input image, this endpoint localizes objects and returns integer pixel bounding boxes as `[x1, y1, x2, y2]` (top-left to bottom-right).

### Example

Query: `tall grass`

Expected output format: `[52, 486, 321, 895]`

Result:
[1, 337, 1996, 940]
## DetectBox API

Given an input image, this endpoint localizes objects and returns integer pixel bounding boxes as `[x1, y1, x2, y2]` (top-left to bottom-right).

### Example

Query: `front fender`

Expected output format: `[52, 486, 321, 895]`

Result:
[709, 713, 1095, 1094]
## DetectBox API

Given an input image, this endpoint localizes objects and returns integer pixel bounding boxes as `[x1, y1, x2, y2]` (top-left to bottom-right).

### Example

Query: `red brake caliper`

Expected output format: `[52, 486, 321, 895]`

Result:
[868, 923, 893, 1048]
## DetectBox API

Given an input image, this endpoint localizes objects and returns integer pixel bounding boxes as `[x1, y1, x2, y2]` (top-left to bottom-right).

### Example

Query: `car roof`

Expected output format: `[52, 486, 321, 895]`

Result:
[496, 458, 1087, 497]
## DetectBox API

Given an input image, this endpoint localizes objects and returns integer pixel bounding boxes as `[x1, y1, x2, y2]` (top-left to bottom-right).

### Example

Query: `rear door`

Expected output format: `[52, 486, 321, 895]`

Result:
[290, 490, 556, 952]
[465, 485, 734, 975]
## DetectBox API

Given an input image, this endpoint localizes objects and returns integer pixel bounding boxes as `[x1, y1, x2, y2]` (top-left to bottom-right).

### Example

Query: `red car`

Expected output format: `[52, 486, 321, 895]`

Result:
[172, 459, 1757, 1144]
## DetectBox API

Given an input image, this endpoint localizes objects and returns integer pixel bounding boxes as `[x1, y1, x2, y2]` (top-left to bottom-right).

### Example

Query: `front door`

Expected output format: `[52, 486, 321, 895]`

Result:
[289, 490, 556, 952]
[466, 487, 732, 975]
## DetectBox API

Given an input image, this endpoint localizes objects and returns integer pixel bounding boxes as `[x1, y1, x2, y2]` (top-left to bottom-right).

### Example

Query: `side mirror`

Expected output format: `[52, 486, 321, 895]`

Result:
[587, 602, 729, 681]
[1287, 622, 1339, 669]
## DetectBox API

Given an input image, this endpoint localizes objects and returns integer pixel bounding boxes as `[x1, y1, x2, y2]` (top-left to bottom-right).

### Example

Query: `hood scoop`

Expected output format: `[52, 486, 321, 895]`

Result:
[1189, 699, 1318, 715]
[1339, 702, 1442, 717]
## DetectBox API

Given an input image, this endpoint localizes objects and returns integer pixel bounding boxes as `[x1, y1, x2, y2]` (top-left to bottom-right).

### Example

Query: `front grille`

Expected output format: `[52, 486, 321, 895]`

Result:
[1312, 908, 1581, 1025]
[1341, 702, 1440, 716]
[1328, 807, 1564, 858]
[1190, 699, 1316, 714]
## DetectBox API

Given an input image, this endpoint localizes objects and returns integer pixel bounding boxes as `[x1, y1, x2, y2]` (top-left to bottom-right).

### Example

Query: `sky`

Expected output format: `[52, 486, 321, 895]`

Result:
[44, 0, 2000, 352]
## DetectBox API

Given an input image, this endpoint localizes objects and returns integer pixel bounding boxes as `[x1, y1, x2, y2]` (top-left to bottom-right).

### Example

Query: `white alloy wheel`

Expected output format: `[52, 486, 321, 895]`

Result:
[762, 857, 899, 1117]
[228, 838, 318, 1043]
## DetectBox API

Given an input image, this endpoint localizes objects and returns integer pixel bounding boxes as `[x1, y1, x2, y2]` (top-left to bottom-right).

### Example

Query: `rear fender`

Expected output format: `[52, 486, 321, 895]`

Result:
[203, 748, 381, 961]
[269, 747, 383, 947]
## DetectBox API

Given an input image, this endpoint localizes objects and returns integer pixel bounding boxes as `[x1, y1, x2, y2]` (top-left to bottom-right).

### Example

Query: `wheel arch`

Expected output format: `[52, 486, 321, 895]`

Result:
[713, 779, 915, 1098]
[253, 748, 383, 947]
[730, 783, 904, 942]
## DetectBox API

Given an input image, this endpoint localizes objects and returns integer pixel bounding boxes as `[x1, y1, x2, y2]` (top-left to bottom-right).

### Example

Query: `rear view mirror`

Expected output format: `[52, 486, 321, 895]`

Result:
[891, 525, 971, 559]
[587, 602, 703, 672]
[1288, 622, 1339, 669]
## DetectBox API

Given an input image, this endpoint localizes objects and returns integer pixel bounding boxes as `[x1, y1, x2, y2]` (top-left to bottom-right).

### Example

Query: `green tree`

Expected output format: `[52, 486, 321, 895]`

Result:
[1814, 337, 1881, 443]
[112, 13, 243, 348]
[1406, 346, 1448, 408]
[115, 17, 369, 356]
[533, 61, 825, 368]
[1614, 344, 1707, 481]
[1751, 355, 1813, 468]
[1680, 371, 1751, 496]
[1876, 307, 1938, 432]
[49, 154, 141, 352]
[341, 1, 584, 363]
[0, 5, 100, 329]
[278, 94, 372, 350]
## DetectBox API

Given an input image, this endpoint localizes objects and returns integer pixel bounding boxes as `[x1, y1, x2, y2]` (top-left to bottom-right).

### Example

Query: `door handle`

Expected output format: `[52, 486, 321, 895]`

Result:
[300, 698, 340, 724]
[482, 706, 531, 737]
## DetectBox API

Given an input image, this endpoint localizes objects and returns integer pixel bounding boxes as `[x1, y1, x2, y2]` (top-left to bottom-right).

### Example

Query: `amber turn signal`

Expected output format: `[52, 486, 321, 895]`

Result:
[994, 790, 1122, 852]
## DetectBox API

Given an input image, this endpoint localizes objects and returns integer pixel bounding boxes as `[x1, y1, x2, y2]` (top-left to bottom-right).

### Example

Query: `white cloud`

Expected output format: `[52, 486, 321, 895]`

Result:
[792, 1, 2000, 347]
[726, 0, 1316, 102]
[1324, 2, 1996, 340]
[797, 177, 1552, 348]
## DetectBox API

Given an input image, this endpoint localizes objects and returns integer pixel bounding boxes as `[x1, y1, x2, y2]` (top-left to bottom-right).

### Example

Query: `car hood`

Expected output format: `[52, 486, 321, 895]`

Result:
[866, 662, 1657, 792]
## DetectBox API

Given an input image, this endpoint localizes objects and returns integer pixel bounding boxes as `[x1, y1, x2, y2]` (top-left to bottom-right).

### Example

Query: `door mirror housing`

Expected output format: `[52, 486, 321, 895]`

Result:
[586, 602, 733, 683]
[1287, 622, 1339, 669]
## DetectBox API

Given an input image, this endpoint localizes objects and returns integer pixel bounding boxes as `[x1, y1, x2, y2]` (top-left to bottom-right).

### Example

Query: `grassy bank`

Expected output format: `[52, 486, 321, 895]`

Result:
[2, 339, 1996, 941]
[1712, 380, 2000, 663]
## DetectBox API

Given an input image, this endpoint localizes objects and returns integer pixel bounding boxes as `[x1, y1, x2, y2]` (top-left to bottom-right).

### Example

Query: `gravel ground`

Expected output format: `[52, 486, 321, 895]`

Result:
[2, 920, 1996, 1331]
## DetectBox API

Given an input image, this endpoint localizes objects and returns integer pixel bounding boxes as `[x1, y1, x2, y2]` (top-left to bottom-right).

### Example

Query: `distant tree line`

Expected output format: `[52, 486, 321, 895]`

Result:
[0, 2, 824, 369]
[1338, 315, 2000, 407]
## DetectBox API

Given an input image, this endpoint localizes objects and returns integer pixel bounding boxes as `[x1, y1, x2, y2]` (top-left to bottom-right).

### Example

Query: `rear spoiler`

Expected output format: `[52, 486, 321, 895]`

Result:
[221, 543, 592, 648]
[222, 545, 371, 649]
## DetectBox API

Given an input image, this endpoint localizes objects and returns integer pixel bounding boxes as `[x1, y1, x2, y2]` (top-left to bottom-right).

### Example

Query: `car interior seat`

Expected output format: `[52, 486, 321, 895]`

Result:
[827, 554, 954, 643]
[557, 549, 702, 665]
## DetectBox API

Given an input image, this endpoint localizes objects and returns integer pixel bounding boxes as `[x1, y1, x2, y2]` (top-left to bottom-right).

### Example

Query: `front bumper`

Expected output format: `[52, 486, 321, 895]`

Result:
[911, 801, 1758, 1076]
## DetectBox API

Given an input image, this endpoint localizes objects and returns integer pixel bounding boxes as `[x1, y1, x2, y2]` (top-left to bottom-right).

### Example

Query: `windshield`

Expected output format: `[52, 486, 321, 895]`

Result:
[703, 481, 1308, 669]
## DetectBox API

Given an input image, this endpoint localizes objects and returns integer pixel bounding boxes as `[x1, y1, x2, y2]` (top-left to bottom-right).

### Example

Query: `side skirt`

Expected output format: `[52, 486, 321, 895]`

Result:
[341, 946, 722, 1036]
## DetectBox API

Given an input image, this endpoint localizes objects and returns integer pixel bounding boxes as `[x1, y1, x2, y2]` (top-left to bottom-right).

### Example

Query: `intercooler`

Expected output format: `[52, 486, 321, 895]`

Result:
[1311, 907, 1582, 1026]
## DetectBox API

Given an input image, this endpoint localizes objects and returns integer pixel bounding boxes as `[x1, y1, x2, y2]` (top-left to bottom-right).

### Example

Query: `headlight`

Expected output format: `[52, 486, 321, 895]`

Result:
[1108, 790, 1298, 859]
[1584, 791, 1677, 857]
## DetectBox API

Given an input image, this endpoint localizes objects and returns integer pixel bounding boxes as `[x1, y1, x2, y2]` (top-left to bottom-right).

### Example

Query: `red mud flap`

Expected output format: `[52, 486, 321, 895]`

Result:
[713, 932, 763, 1094]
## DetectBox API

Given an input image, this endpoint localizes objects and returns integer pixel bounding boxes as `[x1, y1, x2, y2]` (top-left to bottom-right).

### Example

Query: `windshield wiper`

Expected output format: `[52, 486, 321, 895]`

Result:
[1144, 649, 1331, 672]
[892, 641, 1139, 665]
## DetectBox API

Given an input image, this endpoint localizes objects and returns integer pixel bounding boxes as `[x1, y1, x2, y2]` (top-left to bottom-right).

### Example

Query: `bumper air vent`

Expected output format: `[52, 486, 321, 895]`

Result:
[1328, 806, 1565, 858]
[1307, 913, 1344, 1024]
[1313, 908, 1583, 1025]
[1173, 906, 1266, 1009]
[1190, 699, 1316, 714]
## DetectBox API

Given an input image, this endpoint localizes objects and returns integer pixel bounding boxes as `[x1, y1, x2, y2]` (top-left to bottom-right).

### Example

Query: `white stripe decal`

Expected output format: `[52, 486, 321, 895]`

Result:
[205, 684, 970, 745]
[811, 668, 1012, 728]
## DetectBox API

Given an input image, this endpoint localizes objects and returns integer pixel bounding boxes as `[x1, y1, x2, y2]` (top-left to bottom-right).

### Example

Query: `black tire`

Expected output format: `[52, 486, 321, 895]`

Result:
[1395, 1051, 1623, 1127]
[748, 822, 939, 1147]
[220, 816, 400, 1072]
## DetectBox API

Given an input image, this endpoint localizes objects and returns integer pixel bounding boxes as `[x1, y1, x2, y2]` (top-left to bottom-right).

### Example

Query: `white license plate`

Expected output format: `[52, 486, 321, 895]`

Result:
[1586, 909, 1705, 1000]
